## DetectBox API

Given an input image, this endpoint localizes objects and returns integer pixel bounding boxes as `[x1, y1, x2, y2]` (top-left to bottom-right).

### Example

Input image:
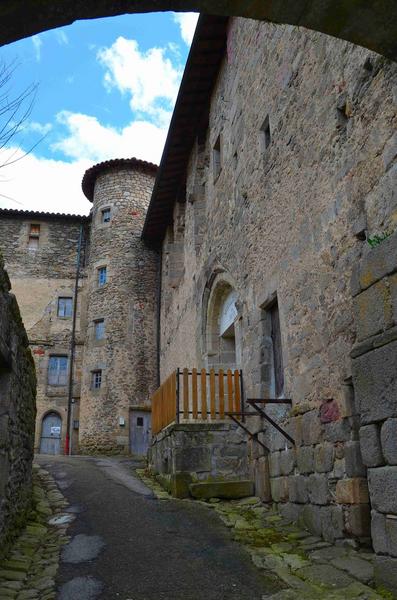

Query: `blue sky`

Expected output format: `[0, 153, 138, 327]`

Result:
[0, 12, 198, 214]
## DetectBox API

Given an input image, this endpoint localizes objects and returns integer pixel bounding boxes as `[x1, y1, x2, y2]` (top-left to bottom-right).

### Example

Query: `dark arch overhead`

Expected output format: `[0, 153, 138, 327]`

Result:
[1, 1, 397, 61]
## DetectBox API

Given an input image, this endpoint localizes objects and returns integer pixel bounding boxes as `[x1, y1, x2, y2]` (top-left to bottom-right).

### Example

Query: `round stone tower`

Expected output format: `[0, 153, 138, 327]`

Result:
[80, 158, 158, 454]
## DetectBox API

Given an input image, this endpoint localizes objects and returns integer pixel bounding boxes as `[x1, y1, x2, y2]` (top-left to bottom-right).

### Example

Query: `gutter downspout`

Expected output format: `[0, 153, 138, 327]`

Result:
[65, 222, 84, 456]
[156, 247, 162, 387]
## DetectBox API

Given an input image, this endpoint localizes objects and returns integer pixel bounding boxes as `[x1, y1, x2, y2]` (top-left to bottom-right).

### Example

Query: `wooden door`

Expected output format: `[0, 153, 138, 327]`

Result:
[130, 411, 151, 455]
[40, 412, 62, 454]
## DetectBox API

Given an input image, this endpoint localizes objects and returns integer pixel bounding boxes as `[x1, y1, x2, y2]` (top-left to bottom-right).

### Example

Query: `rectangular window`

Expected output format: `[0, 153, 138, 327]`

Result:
[28, 223, 40, 250]
[269, 300, 284, 397]
[92, 370, 102, 389]
[48, 355, 68, 386]
[101, 208, 111, 223]
[58, 297, 73, 318]
[260, 115, 271, 152]
[94, 319, 105, 340]
[213, 134, 221, 181]
[98, 266, 107, 287]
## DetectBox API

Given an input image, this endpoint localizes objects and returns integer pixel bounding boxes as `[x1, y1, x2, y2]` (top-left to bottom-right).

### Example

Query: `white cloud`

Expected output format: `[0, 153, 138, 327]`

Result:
[23, 121, 52, 136]
[55, 30, 69, 46]
[97, 37, 182, 122]
[31, 35, 43, 62]
[52, 110, 167, 164]
[0, 148, 92, 215]
[173, 13, 199, 46]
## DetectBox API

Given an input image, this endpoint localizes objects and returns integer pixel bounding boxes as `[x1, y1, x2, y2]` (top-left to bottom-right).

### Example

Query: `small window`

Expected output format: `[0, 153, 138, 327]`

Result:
[260, 115, 271, 152]
[48, 355, 68, 386]
[28, 223, 40, 250]
[58, 297, 73, 318]
[213, 134, 221, 181]
[92, 370, 102, 389]
[94, 319, 105, 340]
[137, 417, 144, 426]
[101, 208, 111, 223]
[98, 266, 107, 287]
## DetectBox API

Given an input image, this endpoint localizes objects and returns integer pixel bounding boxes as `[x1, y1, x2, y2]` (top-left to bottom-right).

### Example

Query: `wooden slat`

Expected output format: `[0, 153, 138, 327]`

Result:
[201, 368, 207, 420]
[209, 369, 216, 420]
[218, 368, 224, 419]
[227, 369, 234, 413]
[234, 370, 241, 412]
[171, 370, 176, 424]
[183, 368, 189, 420]
[192, 368, 198, 419]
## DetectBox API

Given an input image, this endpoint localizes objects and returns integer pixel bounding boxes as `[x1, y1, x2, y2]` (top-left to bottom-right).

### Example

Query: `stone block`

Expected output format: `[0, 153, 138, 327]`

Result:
[336, 478, 369, 504]
[353, 340, 397, 425]
[381, 419, 397, 464]
[302, 409, 322, 446]
[371, 510, 387, 554]
[189, 480, 254, 500]
[324, 419, 351, 442]
[279, 502, 303, 524]
[321, 505, 344, 542]
[368, 467, 397, 514]
[359, 424, 384, 467]
[307, 474, 331, 505]
[353, 280, 393, 342]
[296, 446, 314, 474]
[386, 516, 397, 558]
[270, 477, 289, 503]
[280, 448, 296, 475]
[357, 230, 397, 291]
[302, 504, 322, 536]
[174, 446, 211, 472]
[374, 555, 397, 596]
[345, 441, 366, 477]
[314, 443, 334, 473]
[269, 451, 281, 477]
[288, 475, 308, 504]
[344, 504, 371, 537]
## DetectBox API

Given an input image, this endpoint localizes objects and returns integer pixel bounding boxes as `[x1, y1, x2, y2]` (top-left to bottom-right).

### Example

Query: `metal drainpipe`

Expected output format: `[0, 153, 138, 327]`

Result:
[65, 222, 84, 456]
[156, 247, 162, 387]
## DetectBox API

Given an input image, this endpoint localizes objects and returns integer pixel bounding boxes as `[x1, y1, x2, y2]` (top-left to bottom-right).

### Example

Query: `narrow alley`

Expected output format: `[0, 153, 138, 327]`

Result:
[37, 456, 280, 600]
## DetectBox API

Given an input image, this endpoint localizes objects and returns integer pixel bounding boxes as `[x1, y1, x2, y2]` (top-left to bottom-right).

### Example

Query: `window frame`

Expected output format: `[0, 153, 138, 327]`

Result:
[57, 297, 73, 318]
[97, 266, 107, 287]
[48, 355, 68, 386]
[212, 134, 222, 182]
[101, 207, 111, 224]
[94, 318, 105, 341]
[91, 369, 102, 390]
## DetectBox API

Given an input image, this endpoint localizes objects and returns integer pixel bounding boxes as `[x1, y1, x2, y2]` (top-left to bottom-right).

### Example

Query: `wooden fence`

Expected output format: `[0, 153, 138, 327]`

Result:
[151, 368, 243, 435]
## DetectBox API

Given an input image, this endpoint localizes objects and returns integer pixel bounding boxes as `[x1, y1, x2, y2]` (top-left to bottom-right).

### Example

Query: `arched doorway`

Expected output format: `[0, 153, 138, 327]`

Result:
[40, 412, 62, 455]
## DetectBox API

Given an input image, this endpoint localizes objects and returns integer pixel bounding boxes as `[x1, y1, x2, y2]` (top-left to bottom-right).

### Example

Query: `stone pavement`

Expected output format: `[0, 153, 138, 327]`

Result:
[0, 463, 71, 600]
[136, 468, 396, 600]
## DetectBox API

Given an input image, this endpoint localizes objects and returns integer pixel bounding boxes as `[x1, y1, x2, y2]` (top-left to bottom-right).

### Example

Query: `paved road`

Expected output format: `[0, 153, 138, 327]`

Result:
[37, 455, 280, 600]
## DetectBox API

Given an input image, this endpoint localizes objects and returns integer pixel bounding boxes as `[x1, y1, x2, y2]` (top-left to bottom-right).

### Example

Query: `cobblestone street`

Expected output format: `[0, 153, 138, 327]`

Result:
[1, 456, 393, 600]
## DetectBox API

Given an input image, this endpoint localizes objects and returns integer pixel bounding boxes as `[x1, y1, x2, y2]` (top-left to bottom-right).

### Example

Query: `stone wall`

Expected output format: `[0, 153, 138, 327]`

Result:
[149, 422, 249, 497]
[351, 231, 397, 591]
[0, 253, 36, 556]
[79, 164, 159, 454]
[158, 17, 397, 545]
[0, 212, 88, 453]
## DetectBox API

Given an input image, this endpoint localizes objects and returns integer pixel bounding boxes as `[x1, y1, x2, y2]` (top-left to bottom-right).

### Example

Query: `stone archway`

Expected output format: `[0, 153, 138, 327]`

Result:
[204, 274, 241, 371]
[1, 1, 396, 61]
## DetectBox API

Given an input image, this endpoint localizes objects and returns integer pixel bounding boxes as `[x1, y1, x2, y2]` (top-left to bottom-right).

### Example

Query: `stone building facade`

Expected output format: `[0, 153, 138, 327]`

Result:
[142, 13, 397, 585]
[0, 158, 159, 455]
[0, 252, 36, 557]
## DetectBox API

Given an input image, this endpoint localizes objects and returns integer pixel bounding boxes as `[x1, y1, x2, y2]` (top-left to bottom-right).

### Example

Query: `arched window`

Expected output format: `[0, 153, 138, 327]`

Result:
[205, 278, 240, 370]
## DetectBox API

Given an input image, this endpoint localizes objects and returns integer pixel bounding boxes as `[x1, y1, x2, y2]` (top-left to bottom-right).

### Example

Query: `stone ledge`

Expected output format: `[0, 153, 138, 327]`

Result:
[351, 324, 397, 359]
[351, 230, 397, 297]
[189, 480, 254, 500]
